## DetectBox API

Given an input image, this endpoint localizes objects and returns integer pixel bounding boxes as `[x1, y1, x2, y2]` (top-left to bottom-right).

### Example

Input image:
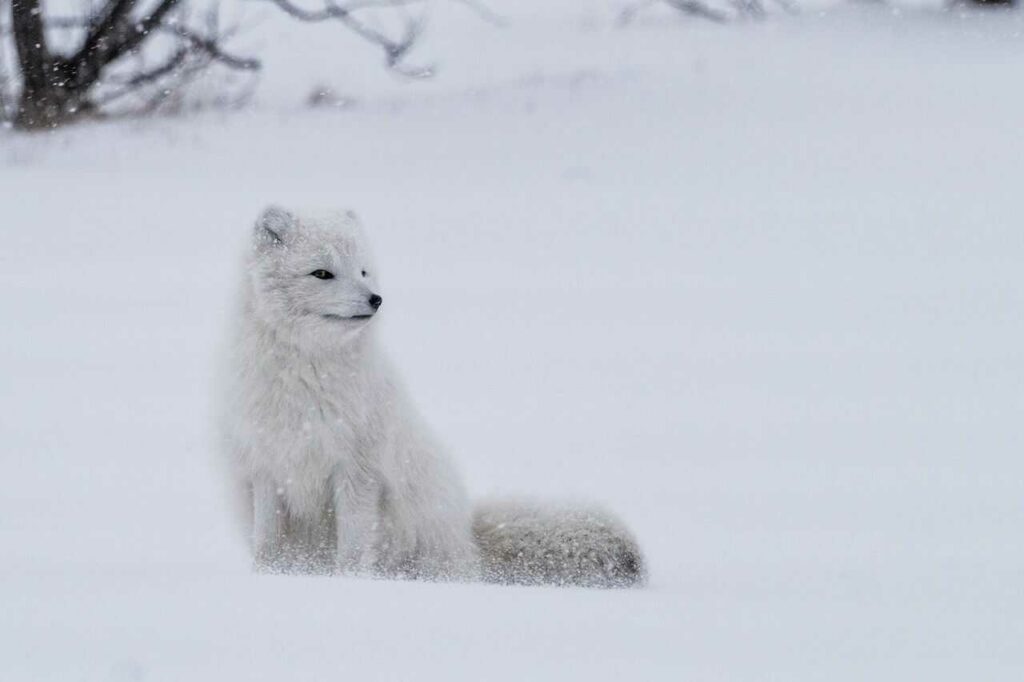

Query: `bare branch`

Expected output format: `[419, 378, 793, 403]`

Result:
[93, 6, 259, 110]
[620, 0, 786, 24]
[452, 0, 508, 27]
[74, 0, 138, 69]
[160, 25, 261, 71]
[97, 51, 198, 109]
[663, 0, 730, 23]
[260, 0, 422, 22]
[99, 0, 183, 68]
[61, 0, 181, 95]
[325, 0, 426, 11]
[262, 0, 432, 76]
[103, 46, 188, 91]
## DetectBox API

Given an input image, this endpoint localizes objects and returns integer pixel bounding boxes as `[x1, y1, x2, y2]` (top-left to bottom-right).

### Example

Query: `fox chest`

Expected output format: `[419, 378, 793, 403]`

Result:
[242, 379, 370, 482]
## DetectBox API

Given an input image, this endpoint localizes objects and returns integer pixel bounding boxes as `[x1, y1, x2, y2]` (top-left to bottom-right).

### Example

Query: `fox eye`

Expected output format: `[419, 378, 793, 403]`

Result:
[361, 270, 368, 277]
[310, 270, 334, 280]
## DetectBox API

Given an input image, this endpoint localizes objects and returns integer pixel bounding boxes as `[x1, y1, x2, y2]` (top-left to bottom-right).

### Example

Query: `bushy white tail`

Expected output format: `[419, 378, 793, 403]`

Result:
[472, 499, 646, 588]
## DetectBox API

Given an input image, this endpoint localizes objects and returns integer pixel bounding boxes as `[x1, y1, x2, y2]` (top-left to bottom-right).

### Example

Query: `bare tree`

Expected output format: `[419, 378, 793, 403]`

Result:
[0, 0, 429, 130]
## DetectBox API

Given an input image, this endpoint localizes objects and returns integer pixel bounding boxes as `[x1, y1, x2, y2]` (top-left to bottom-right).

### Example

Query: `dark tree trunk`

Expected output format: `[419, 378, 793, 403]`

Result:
[9, 0, 76, 129]
[13, 80, 91, 130]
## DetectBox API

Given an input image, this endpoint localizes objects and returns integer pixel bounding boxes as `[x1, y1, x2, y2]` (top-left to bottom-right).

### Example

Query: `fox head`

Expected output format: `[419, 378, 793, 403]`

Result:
[246, 205, 382, 346]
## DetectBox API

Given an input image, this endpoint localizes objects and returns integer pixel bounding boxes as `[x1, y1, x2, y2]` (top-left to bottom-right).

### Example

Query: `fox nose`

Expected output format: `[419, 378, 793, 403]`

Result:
[368, 294, 383, 310]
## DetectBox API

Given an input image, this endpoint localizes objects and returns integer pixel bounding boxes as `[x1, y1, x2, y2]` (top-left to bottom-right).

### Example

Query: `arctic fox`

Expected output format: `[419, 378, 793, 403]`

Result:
[219, 206, 645, 587]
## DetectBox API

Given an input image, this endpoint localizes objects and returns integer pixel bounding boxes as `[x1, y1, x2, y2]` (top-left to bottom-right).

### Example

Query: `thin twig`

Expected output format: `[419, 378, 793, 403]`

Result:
[664, 0, 731, 23]
[452, 0, 508, 27]
[105, 47, 189, 89]
[262, 0, 431, 76]
[621, 0, 780, 24]
[161, 25, 261, 70]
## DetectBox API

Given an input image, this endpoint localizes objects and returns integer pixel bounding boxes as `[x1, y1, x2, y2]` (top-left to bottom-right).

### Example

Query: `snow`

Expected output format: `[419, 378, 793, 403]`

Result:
[3, 2, 1024, 679]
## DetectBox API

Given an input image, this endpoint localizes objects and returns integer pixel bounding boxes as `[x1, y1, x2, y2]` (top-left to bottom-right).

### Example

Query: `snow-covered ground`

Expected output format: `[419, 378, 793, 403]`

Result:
[3, 2, 1024, 679]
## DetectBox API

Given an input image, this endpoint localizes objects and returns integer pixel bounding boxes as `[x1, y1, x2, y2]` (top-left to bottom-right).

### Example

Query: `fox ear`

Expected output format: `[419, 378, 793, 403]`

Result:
[254, 205, 296, 247]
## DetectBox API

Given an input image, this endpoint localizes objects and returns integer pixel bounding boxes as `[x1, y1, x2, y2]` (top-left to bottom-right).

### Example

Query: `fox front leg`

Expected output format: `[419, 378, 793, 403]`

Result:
[332, 472, 381, 575]
[252, 478, 288, 572]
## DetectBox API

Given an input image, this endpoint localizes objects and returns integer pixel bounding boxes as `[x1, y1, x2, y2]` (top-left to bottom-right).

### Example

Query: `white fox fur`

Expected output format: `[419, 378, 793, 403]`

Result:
[219, 206, 645, 587]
